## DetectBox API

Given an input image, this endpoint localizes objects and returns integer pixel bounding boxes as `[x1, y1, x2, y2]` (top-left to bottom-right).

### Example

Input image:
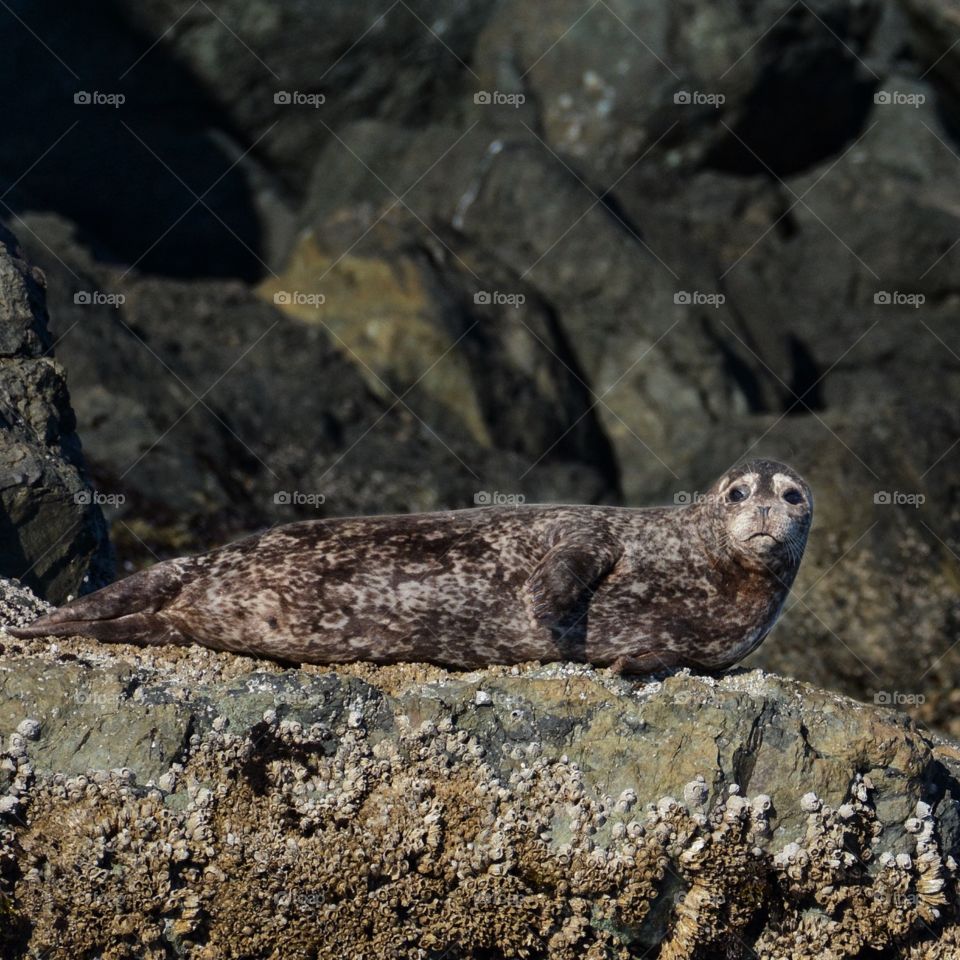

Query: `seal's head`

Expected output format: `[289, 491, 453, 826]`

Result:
[702, 458, 813, 575]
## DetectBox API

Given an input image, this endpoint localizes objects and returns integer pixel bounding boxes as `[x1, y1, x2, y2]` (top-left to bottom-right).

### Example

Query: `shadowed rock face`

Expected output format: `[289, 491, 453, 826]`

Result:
[0, 229, 113, 603]
[8, 213, 615, 573]
[0, 577, 959, 958]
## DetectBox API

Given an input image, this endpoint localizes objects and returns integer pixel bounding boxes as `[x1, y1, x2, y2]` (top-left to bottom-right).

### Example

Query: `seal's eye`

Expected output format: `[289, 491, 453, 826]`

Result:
[727, 485, 749, 503]
[782, 487, 803, 505]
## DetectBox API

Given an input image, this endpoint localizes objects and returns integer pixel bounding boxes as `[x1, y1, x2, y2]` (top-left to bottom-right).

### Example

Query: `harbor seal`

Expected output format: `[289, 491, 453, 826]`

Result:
[8, 458, 812, 674]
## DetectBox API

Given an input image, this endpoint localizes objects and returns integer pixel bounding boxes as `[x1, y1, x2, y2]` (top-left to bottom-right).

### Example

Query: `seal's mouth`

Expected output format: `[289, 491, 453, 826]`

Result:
[746, 532, 779, 543]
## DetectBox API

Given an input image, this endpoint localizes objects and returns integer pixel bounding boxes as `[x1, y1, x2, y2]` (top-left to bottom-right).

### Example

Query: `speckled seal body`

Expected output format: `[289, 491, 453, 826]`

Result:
[10, 459, 813, 674]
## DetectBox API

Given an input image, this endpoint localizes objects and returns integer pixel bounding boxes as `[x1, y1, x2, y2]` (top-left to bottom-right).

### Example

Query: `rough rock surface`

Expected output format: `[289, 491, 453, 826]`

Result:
[0, 577, 51, 630]
[0, 579, 958, 958]
[0, 226, 112, 603]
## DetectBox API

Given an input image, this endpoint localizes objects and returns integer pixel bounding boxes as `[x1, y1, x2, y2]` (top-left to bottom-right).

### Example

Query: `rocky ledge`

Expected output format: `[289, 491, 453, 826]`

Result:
[0, 580, 957, 959]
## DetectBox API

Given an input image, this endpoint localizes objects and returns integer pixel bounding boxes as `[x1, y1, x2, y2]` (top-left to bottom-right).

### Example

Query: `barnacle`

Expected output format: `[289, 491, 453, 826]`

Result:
[0, 672, 957, 959]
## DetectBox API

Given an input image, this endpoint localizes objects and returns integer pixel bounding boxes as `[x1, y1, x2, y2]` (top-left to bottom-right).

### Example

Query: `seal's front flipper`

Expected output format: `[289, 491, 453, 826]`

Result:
[525, 529, 623, 628]
[6, 561, 189, 646]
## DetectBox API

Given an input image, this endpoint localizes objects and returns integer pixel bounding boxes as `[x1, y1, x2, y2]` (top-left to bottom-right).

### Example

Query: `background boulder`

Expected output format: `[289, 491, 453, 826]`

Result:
[0, 227, 112, 602]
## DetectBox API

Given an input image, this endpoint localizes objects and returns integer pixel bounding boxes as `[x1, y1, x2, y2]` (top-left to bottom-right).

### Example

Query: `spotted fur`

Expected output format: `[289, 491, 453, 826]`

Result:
[9, 459, 812, 674]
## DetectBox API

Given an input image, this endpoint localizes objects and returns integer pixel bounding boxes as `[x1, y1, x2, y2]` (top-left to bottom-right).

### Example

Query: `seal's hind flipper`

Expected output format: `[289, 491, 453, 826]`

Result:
[10, 611, 190, 647]
[6, 561, 189, 646]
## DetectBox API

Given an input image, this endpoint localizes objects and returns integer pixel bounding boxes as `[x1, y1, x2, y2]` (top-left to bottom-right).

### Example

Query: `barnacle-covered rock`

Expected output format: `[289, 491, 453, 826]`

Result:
[0, 627, 958, 958]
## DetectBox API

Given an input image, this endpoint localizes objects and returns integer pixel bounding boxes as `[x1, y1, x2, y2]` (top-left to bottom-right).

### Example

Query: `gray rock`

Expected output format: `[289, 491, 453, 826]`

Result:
[111, 0, 501, 187]
[0, 227, 112, 603]
[0, 619, 958, 957]
[898, 0, 960, 131]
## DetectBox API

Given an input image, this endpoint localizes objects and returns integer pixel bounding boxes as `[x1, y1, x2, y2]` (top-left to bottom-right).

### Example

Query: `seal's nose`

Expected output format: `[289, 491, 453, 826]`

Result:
[758, 505, 770, 519]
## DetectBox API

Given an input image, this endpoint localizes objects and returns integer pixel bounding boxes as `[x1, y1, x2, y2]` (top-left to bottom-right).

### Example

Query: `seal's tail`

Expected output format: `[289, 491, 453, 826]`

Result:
[6, 562, 189, 646]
